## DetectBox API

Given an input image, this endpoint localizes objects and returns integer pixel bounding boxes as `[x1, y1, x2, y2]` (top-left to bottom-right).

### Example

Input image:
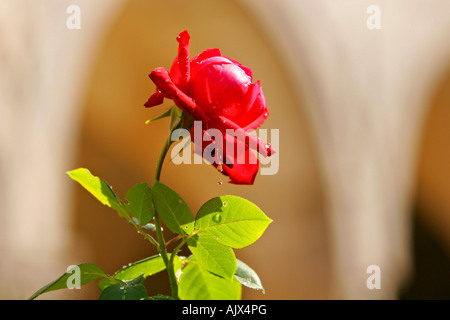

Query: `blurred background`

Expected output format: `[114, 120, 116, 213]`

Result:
[0, 0, 449, 300]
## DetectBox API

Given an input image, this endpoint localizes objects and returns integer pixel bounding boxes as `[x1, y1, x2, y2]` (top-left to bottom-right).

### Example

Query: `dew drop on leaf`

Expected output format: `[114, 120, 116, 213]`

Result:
[222, 201, 227, 207]
[212, 213, 222, 223]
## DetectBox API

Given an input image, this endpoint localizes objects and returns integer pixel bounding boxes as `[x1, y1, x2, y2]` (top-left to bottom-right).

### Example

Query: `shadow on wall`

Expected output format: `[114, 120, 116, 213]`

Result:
[400, 66, 450, 299]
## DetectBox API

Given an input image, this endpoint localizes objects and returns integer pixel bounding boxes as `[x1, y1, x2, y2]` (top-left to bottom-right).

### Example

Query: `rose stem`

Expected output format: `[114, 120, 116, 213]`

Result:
[152, 135, 178, 299]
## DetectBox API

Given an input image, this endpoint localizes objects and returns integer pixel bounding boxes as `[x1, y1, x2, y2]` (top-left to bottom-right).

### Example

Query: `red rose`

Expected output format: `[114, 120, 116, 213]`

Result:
[145, 30, 273, 184]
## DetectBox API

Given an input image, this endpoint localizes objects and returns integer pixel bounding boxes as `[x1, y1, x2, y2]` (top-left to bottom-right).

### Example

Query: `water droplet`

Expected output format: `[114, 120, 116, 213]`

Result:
[217, 180, 223, 186]
[215, 237, 219, 241]
[217, 163, 223, 172]
[212, 213, 222, 223]
[264, 112, 268, 117]
[262, 289, 266, 294]
[222, 201, 227, 207]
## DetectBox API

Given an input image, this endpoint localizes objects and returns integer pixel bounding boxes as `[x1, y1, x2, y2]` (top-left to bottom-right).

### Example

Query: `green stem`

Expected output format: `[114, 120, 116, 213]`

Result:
[154, 136, 172, 182]
[170, 236, 188, 266]
[152, 136, 179, 299]
[153, 214, 178, 298]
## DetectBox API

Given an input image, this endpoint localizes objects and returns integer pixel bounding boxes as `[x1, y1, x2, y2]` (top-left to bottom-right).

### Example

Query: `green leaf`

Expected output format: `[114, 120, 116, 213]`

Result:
[97, 278, 117, 291]
[152, 182, 194, 235]
[67, 168, 129, 219]
[149, 294, 176, 300]
[99, 282, 148, 300]
[123, 273, 146, 286]
[178, 261, 241, 300]
[234, 259, 264, 292]
[170, 106, 183, 131]
[145, 108, 172, 124]
[113, 255, 167, 281]
[187, 233, 236, 279]
[194, 196, 272, 249]
[125, 183, 154, 225]
[29, 263, 109, 300]
[98, 254, 183, 291]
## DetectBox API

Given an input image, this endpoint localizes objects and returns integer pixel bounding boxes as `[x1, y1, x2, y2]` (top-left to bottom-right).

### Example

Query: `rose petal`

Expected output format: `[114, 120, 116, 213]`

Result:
[190, 122, 259, 185]
[240, 81, 269, 131]
[176, 30, 190, 91]
[149, 68, 208, 121]
[189, 62, 250, 118]
[144, 90, 165, 108]
[210, 116, 274, 157]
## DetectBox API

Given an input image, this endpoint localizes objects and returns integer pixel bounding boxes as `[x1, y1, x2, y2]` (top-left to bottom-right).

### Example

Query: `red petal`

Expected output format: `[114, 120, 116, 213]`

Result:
[227, 57, 253, 81]
[209, 116, 274, 157]
[222, 154, 259, 185]
[144, 90, 164, 108]
[241, 81, 269, 131]
[190, 122, 259, 185]
[149, 67, 208, 121]
[176, 30, 190, 91]
[191, 48, 222, 65]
